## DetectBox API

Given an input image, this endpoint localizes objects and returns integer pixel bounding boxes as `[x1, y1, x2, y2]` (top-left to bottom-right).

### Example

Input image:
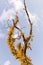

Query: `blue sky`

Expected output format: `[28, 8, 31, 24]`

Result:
[0, 0, 43, 65]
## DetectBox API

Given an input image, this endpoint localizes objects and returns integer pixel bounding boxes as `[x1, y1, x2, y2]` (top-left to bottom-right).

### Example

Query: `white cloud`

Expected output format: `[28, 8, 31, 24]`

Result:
[0, 8, 16, 24]
[4, 60, 11, 65]
[8, 0, 39, 25]
[0, 0, 39, 27]
[0, 8, 15, 23]
[9, 0, 16, 3]
[14, 0, 24, 11]
[0, 30, 5, 38]
[8, 0, 24, 12]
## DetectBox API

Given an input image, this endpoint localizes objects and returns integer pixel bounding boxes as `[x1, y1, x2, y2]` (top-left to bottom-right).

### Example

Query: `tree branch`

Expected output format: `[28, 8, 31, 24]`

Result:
[24, 0, 32, 42]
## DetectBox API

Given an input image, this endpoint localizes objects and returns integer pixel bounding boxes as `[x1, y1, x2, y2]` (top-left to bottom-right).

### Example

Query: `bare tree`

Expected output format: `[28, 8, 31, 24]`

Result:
[7, 0, 33, 65]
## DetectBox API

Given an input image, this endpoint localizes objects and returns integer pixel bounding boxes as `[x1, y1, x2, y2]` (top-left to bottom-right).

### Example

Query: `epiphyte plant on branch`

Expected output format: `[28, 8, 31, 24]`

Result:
[7, 0, 33, 65]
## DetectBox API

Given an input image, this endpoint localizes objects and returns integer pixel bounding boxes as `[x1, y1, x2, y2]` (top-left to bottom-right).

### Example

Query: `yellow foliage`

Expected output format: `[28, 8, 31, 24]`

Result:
[8, 26, 14, 35]
[7, 13, 33, 65]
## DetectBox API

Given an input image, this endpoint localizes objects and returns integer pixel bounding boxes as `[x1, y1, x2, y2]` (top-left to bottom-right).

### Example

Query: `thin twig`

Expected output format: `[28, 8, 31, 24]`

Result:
[24, 0, 32, 42]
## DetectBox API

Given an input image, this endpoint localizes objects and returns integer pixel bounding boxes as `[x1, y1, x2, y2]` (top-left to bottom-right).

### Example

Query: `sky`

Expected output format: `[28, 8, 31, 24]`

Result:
[0, 0, 43, 65]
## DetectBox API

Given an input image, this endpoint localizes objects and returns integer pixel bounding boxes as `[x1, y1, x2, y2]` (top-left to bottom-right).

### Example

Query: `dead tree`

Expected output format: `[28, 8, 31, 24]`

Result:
[7, 0, 33, 65]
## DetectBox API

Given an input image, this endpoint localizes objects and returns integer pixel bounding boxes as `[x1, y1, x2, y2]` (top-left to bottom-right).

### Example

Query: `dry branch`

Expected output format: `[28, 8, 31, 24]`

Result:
[7, 0, 33, 65]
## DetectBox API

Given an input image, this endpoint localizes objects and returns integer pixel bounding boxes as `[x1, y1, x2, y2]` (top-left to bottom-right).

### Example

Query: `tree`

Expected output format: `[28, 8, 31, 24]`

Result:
[7, 0, 33, 65]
